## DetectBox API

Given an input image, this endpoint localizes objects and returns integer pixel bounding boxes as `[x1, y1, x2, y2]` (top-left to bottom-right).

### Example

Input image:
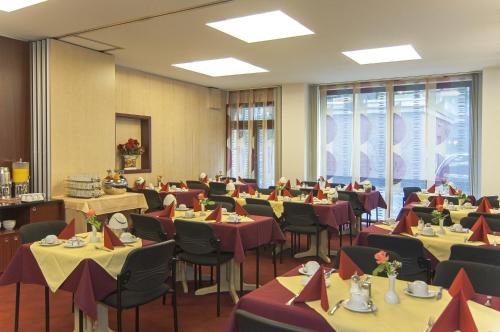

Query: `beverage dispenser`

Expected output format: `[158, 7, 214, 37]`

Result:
[12, 159, 29, 197]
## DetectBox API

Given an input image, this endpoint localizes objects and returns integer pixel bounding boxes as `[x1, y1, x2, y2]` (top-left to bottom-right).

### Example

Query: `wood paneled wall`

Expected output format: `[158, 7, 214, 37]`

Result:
[0, 36, 30, 167]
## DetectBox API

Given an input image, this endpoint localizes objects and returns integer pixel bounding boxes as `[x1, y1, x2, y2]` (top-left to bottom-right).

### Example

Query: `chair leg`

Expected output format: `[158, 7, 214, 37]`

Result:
[255, 246, 260, 288]
[349, 222, 353, 246]
[216, 263, 221, 317]
[298, 234, 301, 251]
[198, 265, 202, 287]
[339, 226, 343, 248]
[172, 258, 179, 332]
[210, 266, 214, 284]
[162, 294, 166, 305]
[78, 309, 83, 332]
[316, 231, 320, 259]
[280, 242, 283, 264]
[194, 264, 198, 290]
[117, 308, 122, 332]
[327, 231, 331, 258]
[44, 286, 50, 332]
[272, 243, 277, 278]
[135, 306, 140, 332]
[15, 282, 20, 332]
[239, 263, 244, 298]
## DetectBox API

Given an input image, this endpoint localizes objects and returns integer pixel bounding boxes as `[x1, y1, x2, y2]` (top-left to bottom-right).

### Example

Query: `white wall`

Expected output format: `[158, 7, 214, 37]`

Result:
[281, 83, 310, 181]
[480, 66, 500, 196]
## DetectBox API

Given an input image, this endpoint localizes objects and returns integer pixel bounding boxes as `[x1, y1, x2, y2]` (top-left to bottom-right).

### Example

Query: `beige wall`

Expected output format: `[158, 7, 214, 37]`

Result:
[480, 66, 500, 196]
[49, 41, 225, 195]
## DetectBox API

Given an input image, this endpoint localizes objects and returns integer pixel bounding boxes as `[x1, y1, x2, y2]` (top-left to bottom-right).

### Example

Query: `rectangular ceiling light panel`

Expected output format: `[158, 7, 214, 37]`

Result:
[172, 57, 268, 77]
[342, 45, 421, 65]
[0, 0, 47, 12]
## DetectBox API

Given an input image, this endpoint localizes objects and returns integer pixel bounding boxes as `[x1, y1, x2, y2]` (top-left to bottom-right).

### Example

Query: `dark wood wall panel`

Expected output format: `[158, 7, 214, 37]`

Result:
[0, 36, 30, 168]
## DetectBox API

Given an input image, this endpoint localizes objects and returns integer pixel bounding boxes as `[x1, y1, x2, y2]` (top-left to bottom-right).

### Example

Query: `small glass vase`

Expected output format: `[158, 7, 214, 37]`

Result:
[200, 204, 206, 216]
[384, 273, 400, 304]
[436, 218, 446, 235]
[90, 225, 99, 243]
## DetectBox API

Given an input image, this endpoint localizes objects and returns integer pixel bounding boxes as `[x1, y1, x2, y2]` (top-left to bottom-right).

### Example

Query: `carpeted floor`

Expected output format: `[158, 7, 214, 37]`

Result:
[0, 234, 353, 332]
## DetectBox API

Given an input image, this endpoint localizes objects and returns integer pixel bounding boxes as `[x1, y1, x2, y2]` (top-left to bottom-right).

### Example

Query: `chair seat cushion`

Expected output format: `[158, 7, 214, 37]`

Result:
[178, 252, 233, 266]
[284, 225, 324, 234]
[102, 285, 170, 309]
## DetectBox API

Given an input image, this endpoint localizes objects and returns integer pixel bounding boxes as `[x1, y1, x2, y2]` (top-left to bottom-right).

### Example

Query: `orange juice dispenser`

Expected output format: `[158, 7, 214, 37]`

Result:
[12, 159, 29, 197]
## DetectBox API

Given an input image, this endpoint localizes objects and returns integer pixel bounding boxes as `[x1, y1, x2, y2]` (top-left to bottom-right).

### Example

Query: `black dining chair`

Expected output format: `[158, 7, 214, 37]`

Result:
[186, 180, 209, 193]
[477, 195, 500, 209]
[245, 198, 271, 206]
[333, 246, 402, 276]
[366, 233, 431, 282]
[17, 220, 67, 332]
[411, 206, 453, 227]
[330, 182, 345, 188]
[208, 195, 236, 212]
[131, 213, 169, 242]
[338, 191, 364, 228]
[302, 181, 317, 187]
[220, 177, 236, 182]
[241, 178, 257, 184]
[463, 214, 500, 232]
[174, 220, 233, 316]
[137, 189, 164, 213]
[99, 240, 178, 332]
[433, 260, 500, 296]
[402, 187, 421, 205]
[259, 188, 275, 195]
[282, 202, 327, 259]
[209, 182, 228, 196]
[235, 309, 314, 332]
[449, 245, 500, 267]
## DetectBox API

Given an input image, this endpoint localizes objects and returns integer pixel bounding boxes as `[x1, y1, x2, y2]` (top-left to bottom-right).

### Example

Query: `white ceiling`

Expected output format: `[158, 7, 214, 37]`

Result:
[1, 0, 500, 89]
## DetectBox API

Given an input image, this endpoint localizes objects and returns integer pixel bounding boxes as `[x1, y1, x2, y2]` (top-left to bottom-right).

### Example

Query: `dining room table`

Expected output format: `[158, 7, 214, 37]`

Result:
[225, 265, 500, 332]
[145, 209, 285, 303]
[0, 232, 150, 332]
[357, 223, 499, 268]
[233, 194, 357, 263]
[159, 188, 204, 207]
[396, 201, 487, 224]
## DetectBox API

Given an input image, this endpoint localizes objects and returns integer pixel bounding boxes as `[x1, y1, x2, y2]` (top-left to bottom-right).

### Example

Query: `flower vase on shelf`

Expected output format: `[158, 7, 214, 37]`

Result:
[436, 218, 446, 235]
[90, 225, 99, 243]
[384, 273, 400, 304]
[123, 155, 138, 170]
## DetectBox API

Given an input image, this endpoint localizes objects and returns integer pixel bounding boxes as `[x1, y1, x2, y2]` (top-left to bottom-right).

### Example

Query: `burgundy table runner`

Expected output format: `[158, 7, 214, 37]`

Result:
[159, 189, 204, 207]
[313, 201, 357, 231]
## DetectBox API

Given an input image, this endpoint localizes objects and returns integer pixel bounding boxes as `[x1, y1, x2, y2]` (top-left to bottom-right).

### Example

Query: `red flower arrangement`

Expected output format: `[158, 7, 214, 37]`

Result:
[117, 138, 145, 155]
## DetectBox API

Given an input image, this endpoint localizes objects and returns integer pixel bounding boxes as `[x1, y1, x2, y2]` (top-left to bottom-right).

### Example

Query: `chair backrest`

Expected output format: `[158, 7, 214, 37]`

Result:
[242, 204, 275, 218]
[330, 182, 345, 188]
[220, 177, 236, 182]
[235, 309, 314, 332]
[245, 198, 271, 206]
[467, 212, 500, 220]
[282, 202, 319, 227]
[174, 219, 220, 255]
[209, 182, 227, 196]
[402, 187, 421, 202]
[302, 181, 317, 187]
[137, 189, 163, 212]
[242, 178, 257, 184]
[259, 188, 274, 195]
[119, 240, 175, 292]
[333, 246, 402, 276]
[477, 195, 500, 209]
[131, 213, 168, 242]
[411, 207, 453, 226]
[449, 244, 500, 267]
[433, 260, 500, 296]
[337, 191, 363, 214]
[167, 181, 181, 188]
[208, 195, 235, 211]
[186, 180, 209, 192]
[464, 214, 500, 232]
[19, 220, 67, 244]
[460, 216, 478, 229]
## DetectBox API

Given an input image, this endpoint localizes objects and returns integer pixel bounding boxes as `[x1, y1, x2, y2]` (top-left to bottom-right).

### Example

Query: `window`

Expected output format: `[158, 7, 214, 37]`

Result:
[319, 75, 476, 217]
[227, 88, 277, 188]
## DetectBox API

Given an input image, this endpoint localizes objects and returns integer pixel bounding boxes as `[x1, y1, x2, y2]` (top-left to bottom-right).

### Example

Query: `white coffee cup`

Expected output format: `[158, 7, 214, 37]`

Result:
[184, 210, 194, 218]
[45, 234, 58, 244]
[422, 224, 435, 235]
[179, 204, 187, 210]
[228, 214, 238, 222]
[451, 223, 463, 231]
[303, 261, 320, 275]
[409, 280, 429, 296]
[386, 218, 396, 226]
[221, 208, 228, 214]
[120, 232, 134, 242]
[349, 292, 367, 309]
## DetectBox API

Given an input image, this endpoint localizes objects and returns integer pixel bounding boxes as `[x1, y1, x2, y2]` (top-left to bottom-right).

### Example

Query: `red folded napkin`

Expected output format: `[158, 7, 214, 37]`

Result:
[448, 268, 475, 301]
[345, 183, 353, 192]
[427, 184, 436, 193]
[429, 195, 444, 208]
[58, 219, 76, 240]
[192, 197, 201, 212]
[294, 268, 329, 311]
[235, 202, 248, 216]
[179, 181, 187, 189]
[247, 185, 256, 195]
[160, 202, 176, 219]
[285, 180, 291, 189]
[406, 209, 419, 227]
[325, 181, 331, 188]
[468, 216, 491, 244]
[282, 188, 293, 198]
[224, 178, 230, 184]
[304, 191, 314, 204]
[267, 190, 278, 201]
[477, 198, 492, 213]
[430, 293, 478, 332]
[205, 204, 222, 222]
[231, 187, 240, 198]
[136, 182, 146, 189]
[404, 193, 421, 205]
[391, 215, 413, 236]
[449, 186, 457, 195]
[354, 181, 361, 190]
[237, 176, 246, 184]
[338, 251, 364, 280]
[103, 224, 124, 250]
[296, 179, 302, 186]
[317, 190, 326, 200]
[313, 182, 320, 190]
[160, 183, 169, 192]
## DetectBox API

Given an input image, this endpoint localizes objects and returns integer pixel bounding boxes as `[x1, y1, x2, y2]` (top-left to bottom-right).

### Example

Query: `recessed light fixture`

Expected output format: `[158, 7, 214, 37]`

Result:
[0, 0, 47, 12]
[206, 10, 314, 43]
[342, 45, 421, 65]
[172, 57, 268, 77]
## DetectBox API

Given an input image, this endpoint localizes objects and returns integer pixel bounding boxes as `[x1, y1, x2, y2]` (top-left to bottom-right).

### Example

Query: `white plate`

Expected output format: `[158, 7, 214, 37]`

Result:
[419, 232, 437, 237]
[342, 300, 377, 313]
[120, 237, 138, 244]
[39, 240, 63, 247]
[448, 228, 469, 233]
[403, 288, 436, 298]
[298, 267, 317, 276]
[176, 207, 189, 211]
[64, 242, 86, 248]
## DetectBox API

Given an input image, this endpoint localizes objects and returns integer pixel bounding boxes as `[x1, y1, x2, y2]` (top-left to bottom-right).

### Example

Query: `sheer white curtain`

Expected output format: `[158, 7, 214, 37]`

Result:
[226, 88, 279, 188]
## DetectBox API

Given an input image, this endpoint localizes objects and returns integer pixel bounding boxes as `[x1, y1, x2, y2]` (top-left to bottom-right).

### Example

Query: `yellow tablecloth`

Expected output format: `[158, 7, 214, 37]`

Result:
[172, 210, 255, 223]
[30, 232, 142, 292]
[375, 224, 498, 262]
[277, 273, 499, 332]
[53, 193, 148, 232]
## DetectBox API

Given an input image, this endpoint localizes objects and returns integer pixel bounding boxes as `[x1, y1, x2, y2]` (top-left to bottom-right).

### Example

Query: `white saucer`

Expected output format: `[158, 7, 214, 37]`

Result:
[120, 237, 138, 244]
[419, 232, 437, 237]
[403, 288, 436, 298]
[39, 240, 63, 247]
[298, 267, 317, 276]
[64, 242, 86, 248]
[176, 207, 189, 211]
[449, 228, 469, 233]
[343, 299, 377, 313]
[182, 215, 196, 219]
